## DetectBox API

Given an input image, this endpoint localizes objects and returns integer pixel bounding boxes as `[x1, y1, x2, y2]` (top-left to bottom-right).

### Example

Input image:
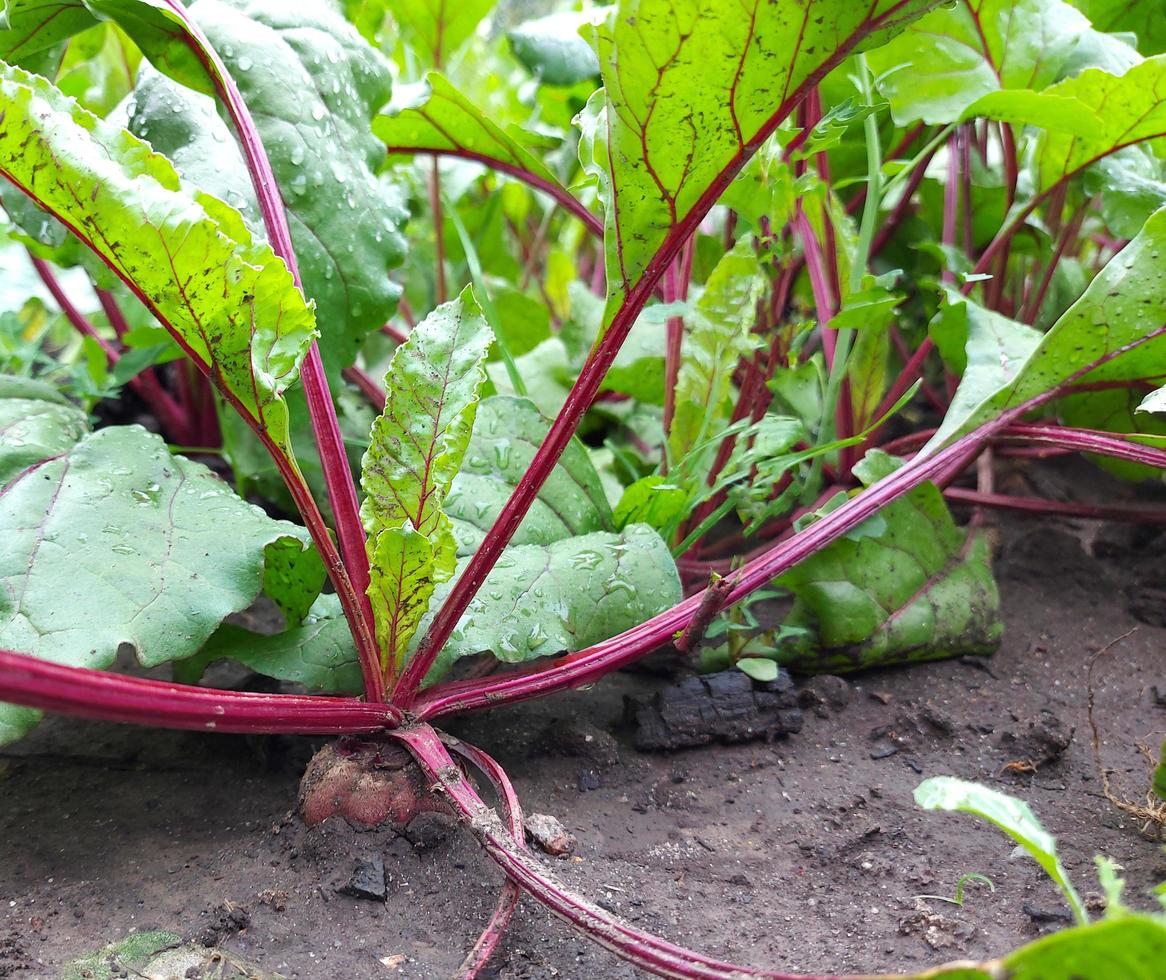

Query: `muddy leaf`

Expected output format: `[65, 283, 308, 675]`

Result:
[0, 63, 316, 464]
[582, 0, 940, 327]
[445, 395, 613, 554]
[0, 397, 322, 744]
[361, 289, 492, 664]
[915, 776, 1087, 924]
[866, 0, 1090, 125]
[417, 524, 681, 683]
[775, 451, 1001, 673]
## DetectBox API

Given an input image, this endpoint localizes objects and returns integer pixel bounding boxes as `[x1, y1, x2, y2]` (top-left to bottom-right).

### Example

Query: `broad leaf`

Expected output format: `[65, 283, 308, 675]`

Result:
[361, 289, 492, 664]
[0, 63, 316, 462]
[915, 776, 1087, 923]
[444, 395, 614, 554]
[0, 376, 89, 485]
[375, 73, 570, 202]
[0, 0, 97, 74]
[0, 407, 322, 743]
[122, 0, 407, 374]
[775, 452, 1002, 672]
[966, 55, 1166, 192]
[867, 0, 1091, 125]
[419, 523, 681, 681]
[669, 238, 764, 463]
[583, 0, 941, 325]
[177, 595, 362, 693]
[508, 9, 601, 87]
[929, 206, 1166, 448]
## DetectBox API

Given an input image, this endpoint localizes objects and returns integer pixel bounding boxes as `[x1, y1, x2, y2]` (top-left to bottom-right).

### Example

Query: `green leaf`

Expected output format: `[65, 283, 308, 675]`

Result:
[445, 395, 614, 554]
[0, 63, 316, 463]
[56, 21, 142, 116]
[122, 0, 407, 375]
[929, 207, 1166, 449]
[418, 523, 681, 682]
[1069, 0, 1166, 55]
[613, 475, 686, 533]
[966, 55, 1166, 193]
[508, 9, 600, 87]
[361, 288, 492, 663]
[0, 416, 320, 744]
[0, 0, 98, 74]
[0, 376, 89, 485]
[915, 776, 1088, 924]
[375, 72, 567, 190]
[61, 931, 182, 980]
[177, 595, 361, 693]
[776, 451, 1002, 673]
[583, 0, 940, 326]
[669, 239, 764, 463]
[867, 0, 1090, 125]
[384, 0, 496, 65]
[1154, 738, 1166, 801]
[736, 657, 779, 683]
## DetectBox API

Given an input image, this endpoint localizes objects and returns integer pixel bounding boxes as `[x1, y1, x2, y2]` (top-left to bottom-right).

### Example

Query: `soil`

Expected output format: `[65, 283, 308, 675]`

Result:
[2, 467, 1166, 979]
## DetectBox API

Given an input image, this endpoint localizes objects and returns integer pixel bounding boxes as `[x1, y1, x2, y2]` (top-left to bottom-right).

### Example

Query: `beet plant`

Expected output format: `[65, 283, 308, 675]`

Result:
[2, 0, 1166, 975]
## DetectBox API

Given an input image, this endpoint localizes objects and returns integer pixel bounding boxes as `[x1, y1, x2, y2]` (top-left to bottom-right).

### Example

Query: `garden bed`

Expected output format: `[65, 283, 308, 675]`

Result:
[3, 497, 1163, 979]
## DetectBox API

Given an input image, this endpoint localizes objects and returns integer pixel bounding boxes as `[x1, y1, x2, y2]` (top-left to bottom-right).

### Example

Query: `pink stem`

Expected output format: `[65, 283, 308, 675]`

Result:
[392, 5, 924, 705]
[944, 486, 1166, 523]
[344, 364, 386, 410]
[661, 237, 695, 451]
[159, 0, 382, 699]
[0, 649, 401, 733]
[395, 725, 838, 980]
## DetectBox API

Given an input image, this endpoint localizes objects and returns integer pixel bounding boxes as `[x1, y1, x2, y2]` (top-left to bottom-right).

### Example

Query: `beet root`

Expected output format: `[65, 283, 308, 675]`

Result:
[298, 735, 454, 829]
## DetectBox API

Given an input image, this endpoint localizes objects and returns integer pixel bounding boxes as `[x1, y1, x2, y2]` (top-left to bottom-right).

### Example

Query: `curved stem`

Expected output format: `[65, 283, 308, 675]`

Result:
[159, 0, 381, 699]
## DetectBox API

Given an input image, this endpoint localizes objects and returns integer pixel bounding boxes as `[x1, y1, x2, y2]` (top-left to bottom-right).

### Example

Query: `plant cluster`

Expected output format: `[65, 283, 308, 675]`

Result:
[2, 0, 1166, 975]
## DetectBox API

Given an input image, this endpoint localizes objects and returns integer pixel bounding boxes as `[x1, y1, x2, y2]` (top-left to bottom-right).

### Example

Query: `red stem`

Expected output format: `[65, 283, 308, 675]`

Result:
[661, 236, 695, 452]
[944, 486, 1166, 524]
[429, 157, 448, 305]
[159, 0, 382, 699]
[344, 364, 387, 410]
[0, 649, 401, 733]
[392, 5, 926, 705]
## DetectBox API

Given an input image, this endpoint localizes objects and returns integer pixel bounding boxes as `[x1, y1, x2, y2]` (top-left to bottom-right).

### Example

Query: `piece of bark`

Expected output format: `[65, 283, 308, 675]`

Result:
[629, 669, 802, 751]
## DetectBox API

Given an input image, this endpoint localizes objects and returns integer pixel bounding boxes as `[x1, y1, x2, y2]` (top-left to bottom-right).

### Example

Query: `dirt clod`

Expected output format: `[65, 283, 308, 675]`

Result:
[188, 902, 250, 948]
[798, 675, 853, 716]
[337, 854, 386, 901]
[524, 813, 576, 857]
[998, 709, 1073, 769]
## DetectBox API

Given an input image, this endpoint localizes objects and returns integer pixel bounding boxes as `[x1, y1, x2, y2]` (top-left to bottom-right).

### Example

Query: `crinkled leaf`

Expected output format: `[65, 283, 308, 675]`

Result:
[445, 395, 613, 554]
[867, 0, 1090, 125]
[1089, 147, 1166, 239]
[0, 63, 316, 462]
[584, 0, 941, 326]
[122, 0, 407, 375]
[417, 524, 681, 682]
[383, 0, 496, 65]
[915, 776, 1087, 923]
[0, 417, 321, 744]
[176, 595, 361, 693]
[669, 239, 764, 462]
[508, 9, 600, 87]
[361, 289, 491, 663]
[1069, 0, 1166, 55]
[929, 206, 1166, 449]
[776, 451, 1002, 673]
[0, 376, 89, 485]
[966, 55, 1166, 192]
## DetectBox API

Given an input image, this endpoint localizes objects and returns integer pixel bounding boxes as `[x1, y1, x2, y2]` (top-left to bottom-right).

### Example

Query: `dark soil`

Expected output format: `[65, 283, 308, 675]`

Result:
[2, 501, 1165, 978]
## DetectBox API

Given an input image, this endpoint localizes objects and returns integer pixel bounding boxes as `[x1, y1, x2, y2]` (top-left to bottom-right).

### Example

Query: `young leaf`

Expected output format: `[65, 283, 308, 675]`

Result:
[383, 0, 496, 65]
[929, 206, 1166, 449]
[582, 0, 941, 325]
[866, 0, 1091, 125]
[0, 411, 321, 744]
[123, 0, 407, 374]
[966, 55, 1166, 192]
[417, 524, 682, 683]
[444, 395, 614, 555]
[1154, 738, 1166, 802]
[361, 289, 492, 664]
[775, 451, 1002, 672]
[669, 239, 764, 463]
[915, 776, 1088, 924]
[0, 63, 316, 462]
